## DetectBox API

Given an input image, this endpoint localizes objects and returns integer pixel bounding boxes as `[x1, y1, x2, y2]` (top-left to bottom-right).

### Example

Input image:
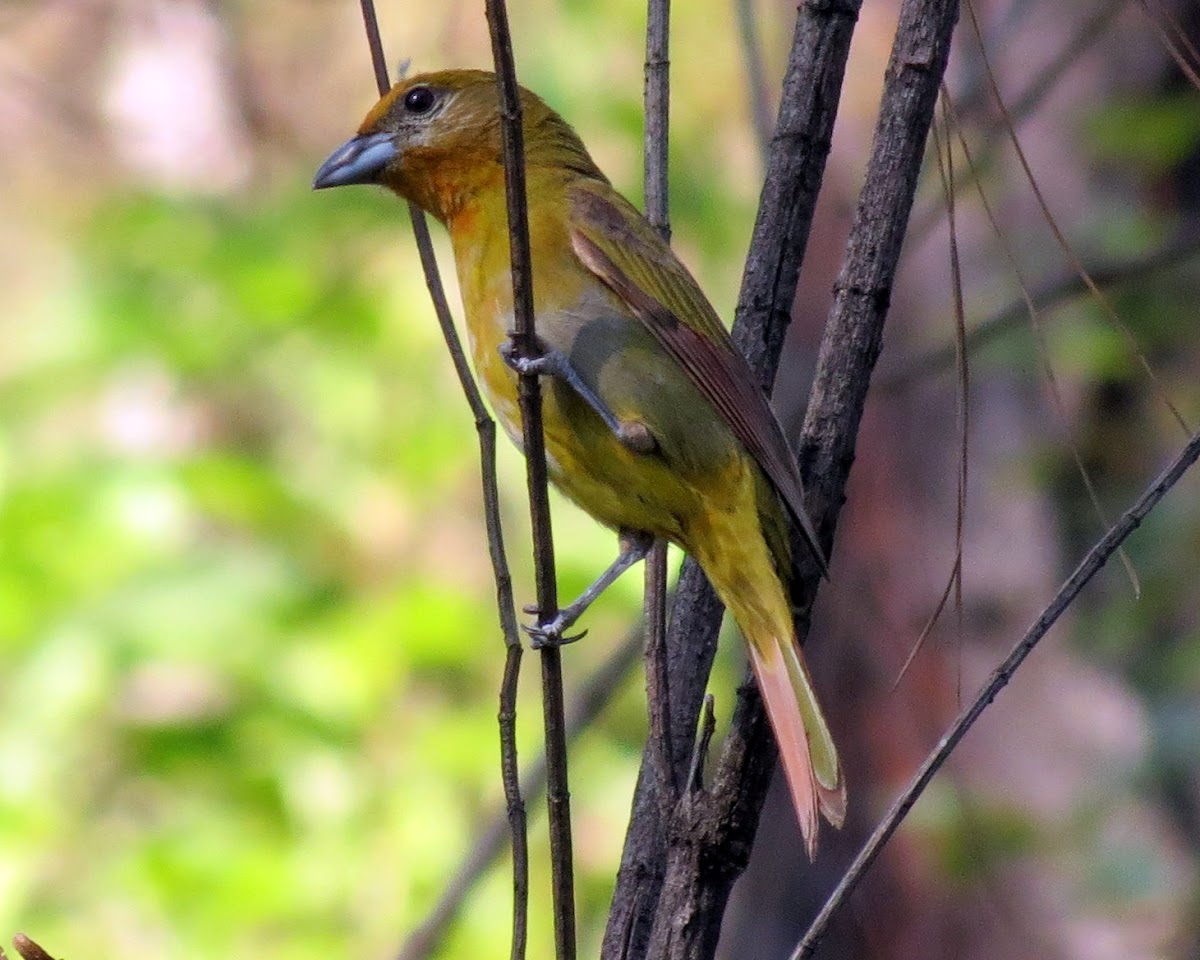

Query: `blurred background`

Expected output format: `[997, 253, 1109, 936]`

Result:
[1, 0, 1198, 958]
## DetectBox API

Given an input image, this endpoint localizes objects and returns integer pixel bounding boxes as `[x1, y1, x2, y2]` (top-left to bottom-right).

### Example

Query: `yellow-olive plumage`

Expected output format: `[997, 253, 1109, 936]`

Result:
[314, 70, 845, 855]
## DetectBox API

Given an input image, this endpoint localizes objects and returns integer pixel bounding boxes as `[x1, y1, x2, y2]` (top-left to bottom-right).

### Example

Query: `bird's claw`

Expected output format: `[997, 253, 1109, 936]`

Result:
[499, 338, 547, 377]
[522, 614, 587, 649]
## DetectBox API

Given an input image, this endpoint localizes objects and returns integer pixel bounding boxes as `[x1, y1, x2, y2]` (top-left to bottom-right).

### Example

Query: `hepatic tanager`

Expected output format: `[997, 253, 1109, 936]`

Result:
[314, 69, 845, 855]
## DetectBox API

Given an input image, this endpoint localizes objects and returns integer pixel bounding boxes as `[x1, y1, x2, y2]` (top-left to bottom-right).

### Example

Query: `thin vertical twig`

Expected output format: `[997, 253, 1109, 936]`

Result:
[356, 0, 390, 93]
[407, 210, 531, 960]
[734, 0, 773, 161]
[895, 108, 969, 694]
[398, 612, 651, 960]
[942, 105, 968, 701]
[642, 0, 678, 814]
[939, 86, 1142, 595]
[352, 5, 528, 960]
[793, 429, 1200, 959]
[644, 0, 671, 239]
[482, 3, 575, 959]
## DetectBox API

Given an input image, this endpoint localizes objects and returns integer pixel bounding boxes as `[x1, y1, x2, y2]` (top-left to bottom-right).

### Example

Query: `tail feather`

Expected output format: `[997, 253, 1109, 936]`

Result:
[746, 634, 846, 859]
[781, 638, 846, 826]
[685, 478, 845, 858]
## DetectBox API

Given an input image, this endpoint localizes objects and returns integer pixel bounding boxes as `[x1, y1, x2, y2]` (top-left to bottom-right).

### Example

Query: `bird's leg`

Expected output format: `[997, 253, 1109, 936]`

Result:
[523, 529, 655, 648]
[499, 339, 658, 454]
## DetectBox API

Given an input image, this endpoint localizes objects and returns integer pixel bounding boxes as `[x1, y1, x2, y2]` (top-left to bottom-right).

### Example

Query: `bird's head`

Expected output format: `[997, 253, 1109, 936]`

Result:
[313, 69, 605, 222]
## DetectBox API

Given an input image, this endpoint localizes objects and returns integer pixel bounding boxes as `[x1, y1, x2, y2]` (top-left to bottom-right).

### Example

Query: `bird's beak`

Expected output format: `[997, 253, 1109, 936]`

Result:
[312, 131, 397, 189]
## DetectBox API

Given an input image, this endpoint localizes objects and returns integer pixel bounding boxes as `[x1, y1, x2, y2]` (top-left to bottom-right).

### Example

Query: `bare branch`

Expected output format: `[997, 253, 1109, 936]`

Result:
[397, 623, 645, 960]
[893, 105, 970, 692]
[734, 0, 774, 161]
[351, 5, 528, 959]
[11, 937, 57, 960]
[483, 4, 575, 958]
[644, 0, 671, 239]
[356, 0, 390, 94]
[630, 0, 961, 953]
[794, 427, 1200, 958]
[642, 0, 678, 817]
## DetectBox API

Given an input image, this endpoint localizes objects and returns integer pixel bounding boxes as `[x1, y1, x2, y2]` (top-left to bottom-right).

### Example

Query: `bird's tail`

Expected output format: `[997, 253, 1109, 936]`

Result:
[694, 514, 846, 858]
[743, 627, 845, 859]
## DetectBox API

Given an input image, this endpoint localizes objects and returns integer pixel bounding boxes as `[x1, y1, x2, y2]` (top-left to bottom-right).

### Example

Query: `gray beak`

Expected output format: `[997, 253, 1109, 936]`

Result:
[312, 132, 397, 189]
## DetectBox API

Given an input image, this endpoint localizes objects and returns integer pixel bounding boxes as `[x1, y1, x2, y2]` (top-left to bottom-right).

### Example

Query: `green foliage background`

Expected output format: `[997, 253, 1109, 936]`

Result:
[0, 2, 784, 957]
[2, 1, 1200, 958]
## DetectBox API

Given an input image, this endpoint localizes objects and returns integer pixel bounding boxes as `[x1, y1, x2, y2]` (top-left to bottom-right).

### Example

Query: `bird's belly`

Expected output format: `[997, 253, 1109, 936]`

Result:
[461, 294, 739, 544]
[541, 392, 697, 540]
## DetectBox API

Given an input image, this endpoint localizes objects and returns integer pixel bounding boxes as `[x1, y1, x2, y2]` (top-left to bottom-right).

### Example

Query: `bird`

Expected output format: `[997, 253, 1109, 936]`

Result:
[313, 69, 845, 856]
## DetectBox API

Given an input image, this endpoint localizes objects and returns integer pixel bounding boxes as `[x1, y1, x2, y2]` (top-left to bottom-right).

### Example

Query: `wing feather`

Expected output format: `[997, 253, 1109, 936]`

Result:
[569, 185, 826, 574]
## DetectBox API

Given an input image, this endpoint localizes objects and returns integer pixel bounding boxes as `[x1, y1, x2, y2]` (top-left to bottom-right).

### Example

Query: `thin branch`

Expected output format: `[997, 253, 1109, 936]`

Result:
[353, 4, 528, 959]
[356, 0, 390, 94]
[642, 0, 678, 815]
[793, 428, 1200, 959]
[483, 3, 575, 959]
[397, 622, 645, 960]
[901, 106, 969, 695]
[408, 200, 530, 960]
[942, 87, 1142, 597]
[10, 937, 56, 960]
[731, 0, 866, 389]
[734, 0, 774, 162]
[943, 110, 968, 672]
[644, 0, 671, 239]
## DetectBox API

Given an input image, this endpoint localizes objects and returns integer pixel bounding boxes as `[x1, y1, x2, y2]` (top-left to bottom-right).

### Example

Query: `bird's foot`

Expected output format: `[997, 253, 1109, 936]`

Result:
[499, 339, 657, 454]
[499, 338, 550, 377]
[520, 603, 588, 649]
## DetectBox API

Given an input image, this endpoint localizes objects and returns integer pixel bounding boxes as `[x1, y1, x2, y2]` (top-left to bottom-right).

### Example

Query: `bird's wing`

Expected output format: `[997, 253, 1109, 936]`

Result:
[568, 183, 826, 573]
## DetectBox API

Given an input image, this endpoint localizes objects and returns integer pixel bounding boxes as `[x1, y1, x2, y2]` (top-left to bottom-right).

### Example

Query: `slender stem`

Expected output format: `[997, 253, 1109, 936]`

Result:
[353, 4, 528, 959]
[356, 0, 390, 94]
[10, 936, 55, 960]
[644, 0, 671, 240]
[643, 542, 675, 809]
[734, 0, 773, 161]
[483, 3, 575, 959]
[793, 429, 1200, 959]
[398, 620, 646, 960]
[932, 107, 969, 695]
[408, 203, 530, 960]
[642, 0, 676, 814]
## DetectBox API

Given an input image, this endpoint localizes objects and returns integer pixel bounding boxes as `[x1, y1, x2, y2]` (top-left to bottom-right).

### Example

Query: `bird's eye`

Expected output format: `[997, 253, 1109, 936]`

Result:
[403, 86, 436, 115]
